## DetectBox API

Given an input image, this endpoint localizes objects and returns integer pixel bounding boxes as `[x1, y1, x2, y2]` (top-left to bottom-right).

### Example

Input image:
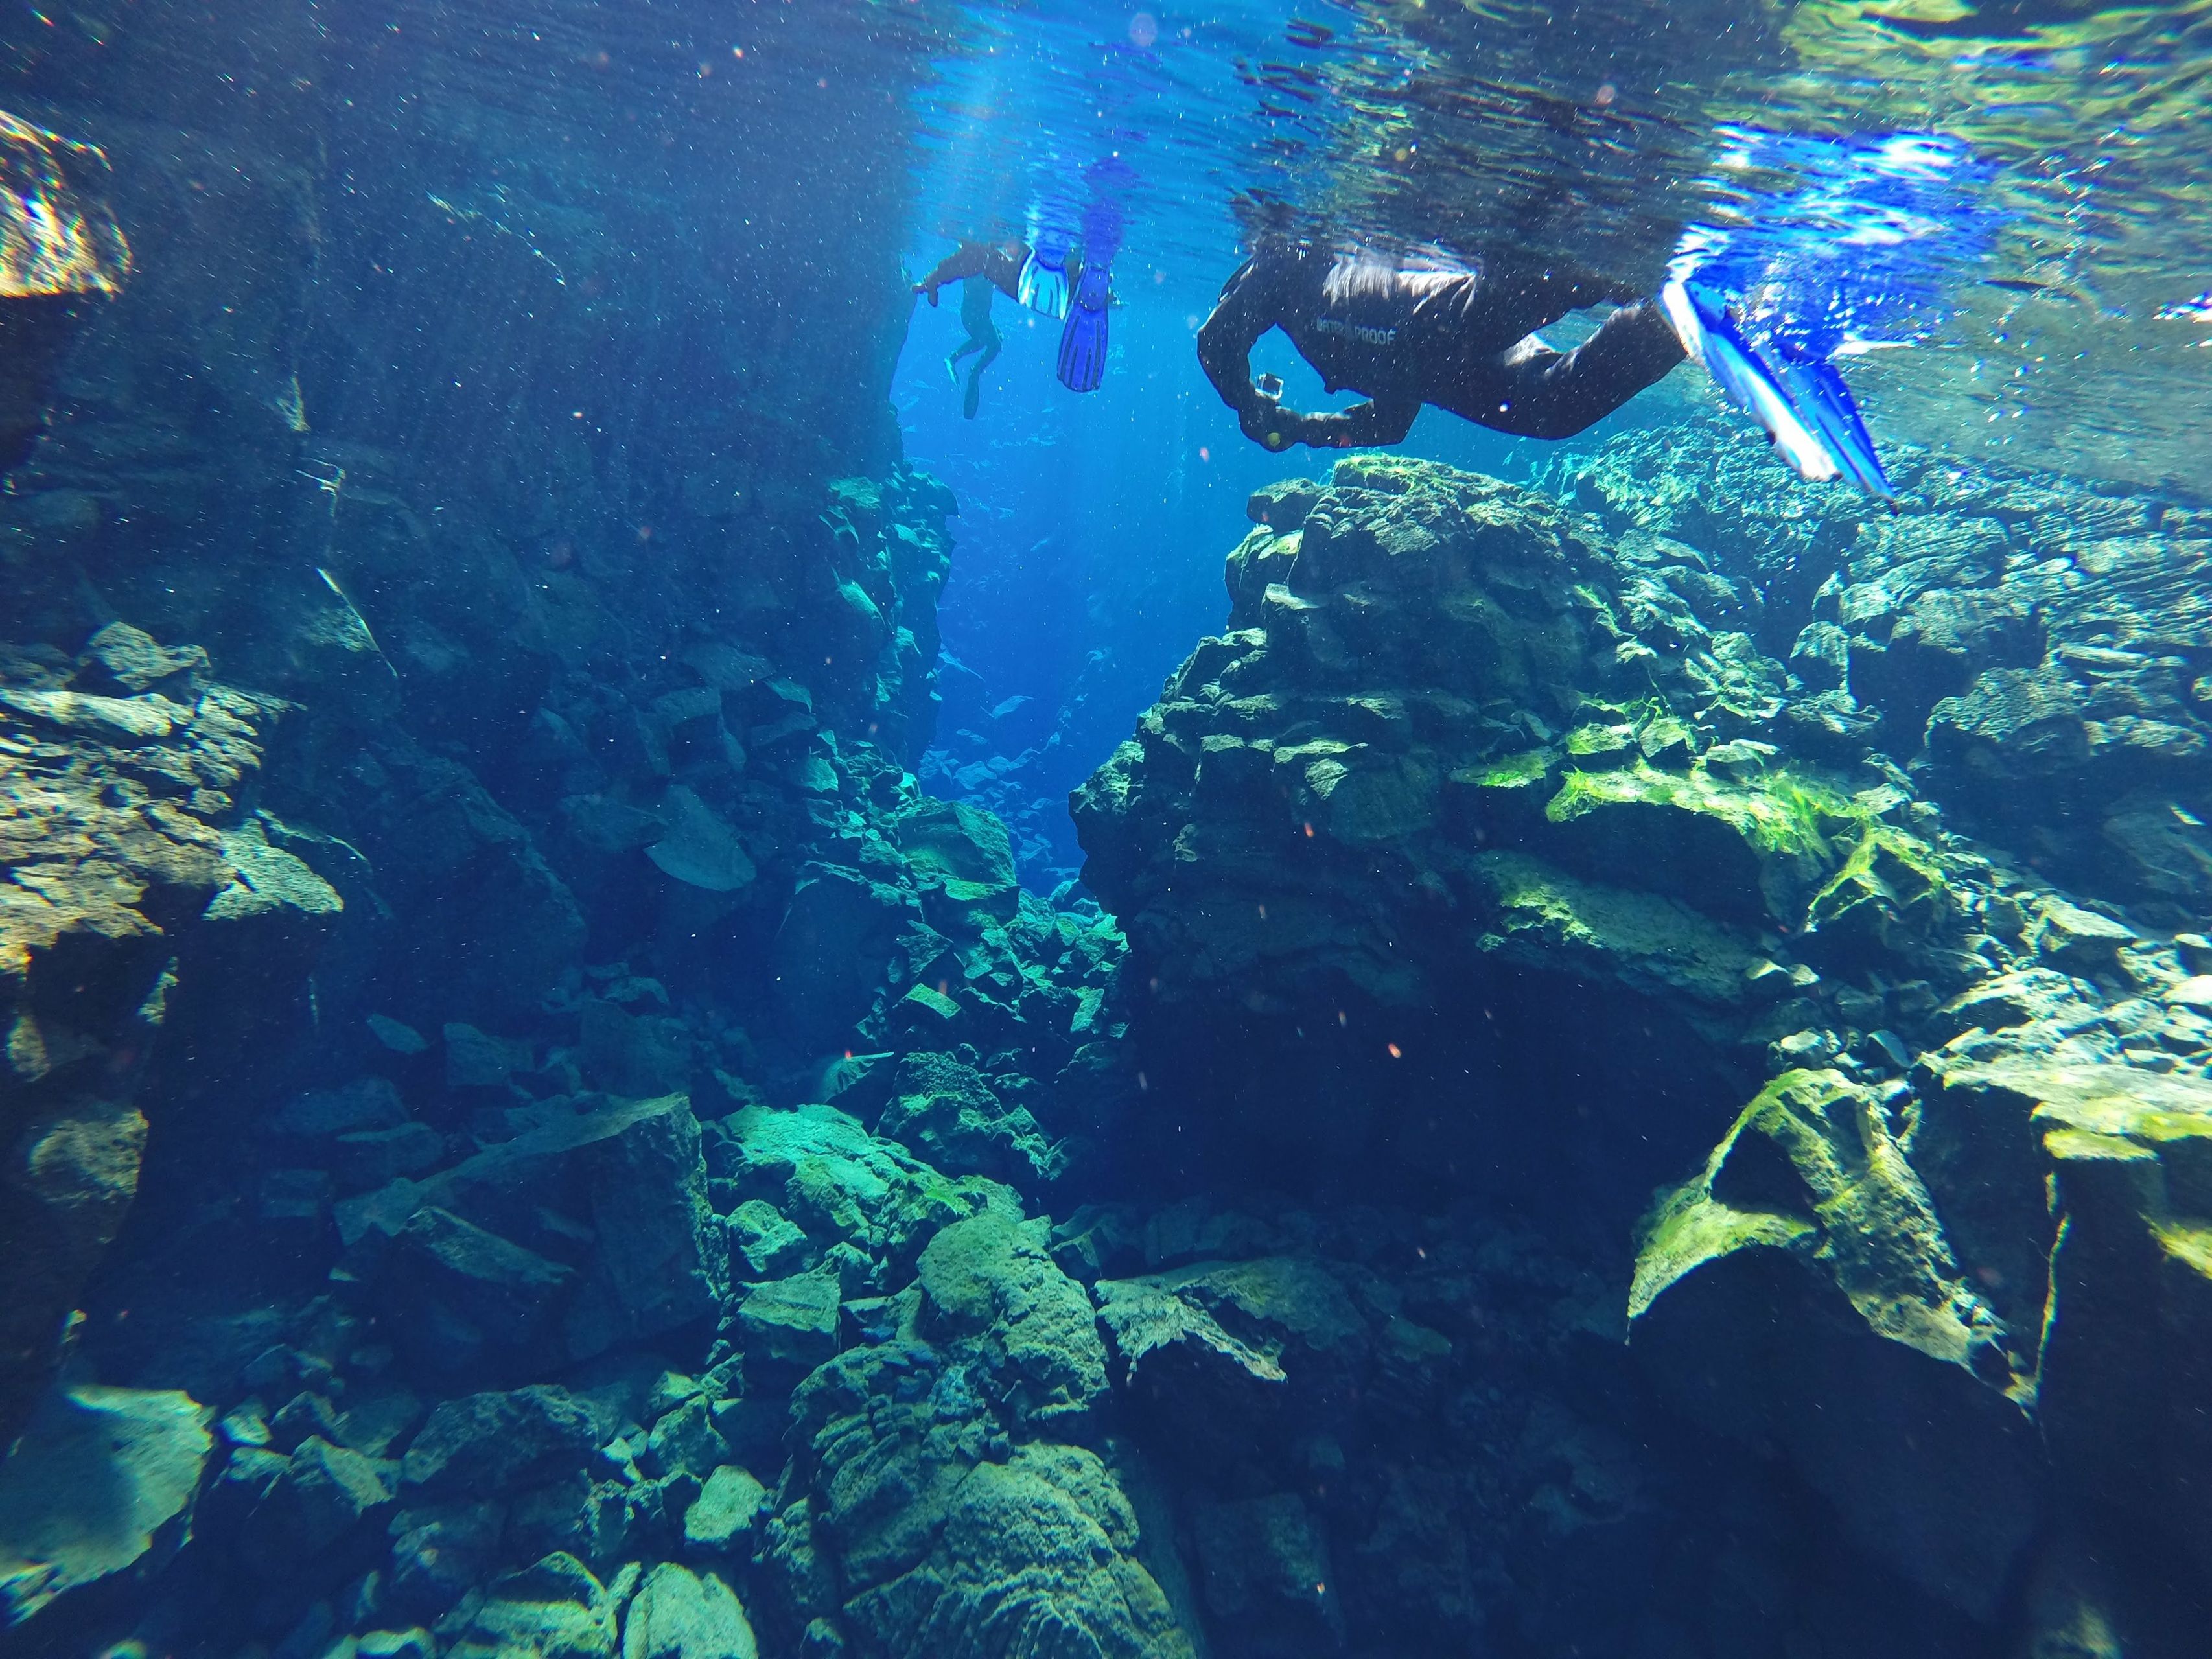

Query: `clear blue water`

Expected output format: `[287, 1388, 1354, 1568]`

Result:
[3, 1, 2211, 1655]
[893, 0, 2212, 883]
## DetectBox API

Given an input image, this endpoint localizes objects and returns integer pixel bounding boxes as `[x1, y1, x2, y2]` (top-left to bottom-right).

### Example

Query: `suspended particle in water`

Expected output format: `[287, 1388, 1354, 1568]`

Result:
[1387, 1043, 1402, 1059]
[1594, 82, 1617, 106]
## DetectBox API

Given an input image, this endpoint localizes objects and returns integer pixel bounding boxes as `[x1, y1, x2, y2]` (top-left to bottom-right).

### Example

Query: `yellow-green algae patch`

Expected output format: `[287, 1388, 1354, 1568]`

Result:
[1631, 1068, 2004, 1375]
[1546, 760, 1865, 863]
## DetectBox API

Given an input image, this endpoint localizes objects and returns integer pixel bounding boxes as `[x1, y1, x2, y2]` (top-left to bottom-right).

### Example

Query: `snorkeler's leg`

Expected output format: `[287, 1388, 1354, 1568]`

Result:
[962, 329, 1001, 419]
[946, 331, 984, 387]
[1479, 299, 1686, 439]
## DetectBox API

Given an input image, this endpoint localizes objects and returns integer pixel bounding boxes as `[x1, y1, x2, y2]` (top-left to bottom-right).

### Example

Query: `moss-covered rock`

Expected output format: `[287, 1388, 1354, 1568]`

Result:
[876, 1051, 1063, 1190]
[1629, 1069, 2037, 1619]
[1469, 850, 1764, 1011]
[447, 1552, 620, 1659]
[916, 1211, 1108, 1429]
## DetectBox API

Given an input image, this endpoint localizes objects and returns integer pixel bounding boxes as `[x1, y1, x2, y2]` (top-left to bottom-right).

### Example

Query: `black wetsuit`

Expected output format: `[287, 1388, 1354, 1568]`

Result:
[1196, 243, 1685, 450]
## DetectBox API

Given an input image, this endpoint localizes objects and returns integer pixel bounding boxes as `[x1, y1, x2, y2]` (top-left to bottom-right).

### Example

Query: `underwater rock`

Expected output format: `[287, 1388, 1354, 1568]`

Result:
[713, 1102, 989, 1275]
[561, 1092, 727, 1362]
[894, 797, 1021, 930]
[1923, 1058, 2212, 1585]
[402, 1385, 607, 1497]
[734, 1269, 843, 1373]
[1189, 1492, 1344, 1658]
[622, 1562, 758, 1659]
[1, 633, 339, 1444]
[447, 1551, 622, 1659]
[876, 1050, 1062, 1189]
[785, 1327, 1192, 1659]
[237, 1433, 399, 1579]
[325, 740, 587, 1030]
[839, 1443, 1194, 1659]
[1628, 1067, 2039, 1618]
[728, 1199, 813, 1279]
[682, 1465, 771, 1556]
[647, 785, 758, 894]
[1071, 454, 1894, 1192]
[0, 110, 129, 469]
[579, 997, 695, 1099]
[373, 1206, 577, 1386]
[771, 864, 919, 1058]
[1093, 1276, 1286, 1391]
[1576, 419, 2212, 916]
[916, 1211, 1109, 1429]
[0, 1383, 211, 1625]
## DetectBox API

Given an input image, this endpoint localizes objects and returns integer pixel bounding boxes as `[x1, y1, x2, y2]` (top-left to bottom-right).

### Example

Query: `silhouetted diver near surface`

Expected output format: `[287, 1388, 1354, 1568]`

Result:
[1197, 240, 1686, 451]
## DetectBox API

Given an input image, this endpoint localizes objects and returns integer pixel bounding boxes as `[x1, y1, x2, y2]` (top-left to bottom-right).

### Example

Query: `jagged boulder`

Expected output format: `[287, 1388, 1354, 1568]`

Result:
[0, 1384, 213, 1625]
[1923, 1058, 2212, 1586]
[916, 1210, 1109, 1430]
[1, 634, 339, 1443]
[622, 1562, 758, 1659]
[712, 1102, 991, 1275]
[1070, 456, 1910, 1194]
[401, 1385, 608, 1497]
[877, 1050, 1062, 1189]
[1628, 1069, 2040, 1619]
[447, 1552, 621, 1659]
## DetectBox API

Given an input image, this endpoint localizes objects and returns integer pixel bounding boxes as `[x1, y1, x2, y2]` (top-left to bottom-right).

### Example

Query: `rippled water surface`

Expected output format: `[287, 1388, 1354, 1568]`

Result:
[905, 0, 2211, 486]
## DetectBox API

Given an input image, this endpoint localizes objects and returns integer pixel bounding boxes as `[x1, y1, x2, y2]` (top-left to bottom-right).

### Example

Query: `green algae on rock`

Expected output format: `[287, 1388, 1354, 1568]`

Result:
[1629, 1073, 2039, 1621]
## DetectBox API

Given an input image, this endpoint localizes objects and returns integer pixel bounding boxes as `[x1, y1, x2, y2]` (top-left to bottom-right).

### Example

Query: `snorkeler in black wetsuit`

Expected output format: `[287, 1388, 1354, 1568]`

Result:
[1197, 241, 1686, 450]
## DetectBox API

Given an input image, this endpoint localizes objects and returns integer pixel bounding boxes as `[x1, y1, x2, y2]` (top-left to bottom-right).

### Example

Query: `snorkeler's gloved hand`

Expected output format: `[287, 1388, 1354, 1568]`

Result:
[1295, 409, 1367, 449]
[1239, 392, 1300, 450]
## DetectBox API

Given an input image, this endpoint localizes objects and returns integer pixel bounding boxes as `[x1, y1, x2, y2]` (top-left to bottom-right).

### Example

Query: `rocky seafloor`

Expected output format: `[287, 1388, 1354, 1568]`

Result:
[12, 408, 2212, 1659]
[6, 8, 2212, 1656]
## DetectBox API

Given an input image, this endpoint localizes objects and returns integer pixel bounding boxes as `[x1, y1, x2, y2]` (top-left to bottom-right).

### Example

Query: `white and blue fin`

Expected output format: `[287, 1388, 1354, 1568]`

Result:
[1774, 353, 1896, 503]
[1662, 280, 1837, 485]
[1018, 251, 1069, 319]
[1664, 279, 1893, 503]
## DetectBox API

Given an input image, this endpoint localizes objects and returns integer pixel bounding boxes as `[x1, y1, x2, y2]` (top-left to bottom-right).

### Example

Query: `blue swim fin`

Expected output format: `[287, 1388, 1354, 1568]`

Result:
[1056, 261, 1112, 393]
[1775, 352, 1896, 502]
[1057, 303, 1108, 393]
[1661, 280, 1839, 486]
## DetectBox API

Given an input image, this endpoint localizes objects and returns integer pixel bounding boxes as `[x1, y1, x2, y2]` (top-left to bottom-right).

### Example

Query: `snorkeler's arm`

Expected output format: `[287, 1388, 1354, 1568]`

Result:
[1294, 397, 1420, 448]
[1482, 299, 1685, 439]
[1197, 257, 1284, 430]
[914, 243, 997, 306]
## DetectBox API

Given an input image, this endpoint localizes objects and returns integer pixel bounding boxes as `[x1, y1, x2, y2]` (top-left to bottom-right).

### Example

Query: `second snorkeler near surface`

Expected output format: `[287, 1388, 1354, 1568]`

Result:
[913, 215, 1119, 404]
[1196, 240, 1685, 451]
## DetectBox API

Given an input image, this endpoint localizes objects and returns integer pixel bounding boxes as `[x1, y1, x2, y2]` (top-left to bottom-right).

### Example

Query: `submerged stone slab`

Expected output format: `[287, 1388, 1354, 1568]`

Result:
[0, 1384, 213, 1625]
